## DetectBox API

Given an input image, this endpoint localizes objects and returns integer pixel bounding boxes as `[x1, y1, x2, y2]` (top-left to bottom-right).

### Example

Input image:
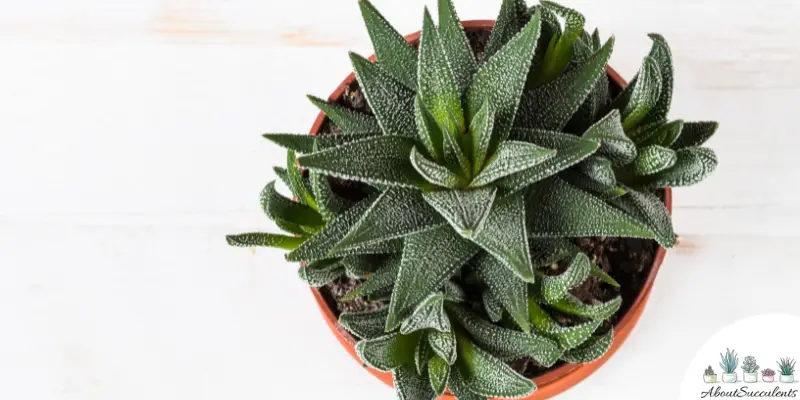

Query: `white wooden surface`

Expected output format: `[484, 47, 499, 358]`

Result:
[1, 0, 798, 399]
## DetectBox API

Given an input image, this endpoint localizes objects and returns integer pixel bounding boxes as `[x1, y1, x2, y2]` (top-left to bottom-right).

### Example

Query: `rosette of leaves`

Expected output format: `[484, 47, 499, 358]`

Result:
[704, 366, 715, 376]
[742, 356, 759, 374]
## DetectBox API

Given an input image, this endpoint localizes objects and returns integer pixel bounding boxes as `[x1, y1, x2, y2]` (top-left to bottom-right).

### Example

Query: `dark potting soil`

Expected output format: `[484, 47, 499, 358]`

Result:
[312, 25, 660, 379]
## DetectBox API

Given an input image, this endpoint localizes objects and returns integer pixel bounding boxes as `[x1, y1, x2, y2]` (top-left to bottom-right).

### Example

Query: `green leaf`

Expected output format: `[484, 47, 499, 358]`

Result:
[466, 10, 541, 145]
[535, 252, 591, 304]
[444, 281, 467, 303]
[484, 0, 530, 59]
[526, 178, 654, 239]
[334, 187, 446, 251]
[472, 192, 535, 283]
[636, 147, 717, 189]
[428, 329, 458, 365]
[411, 146, 462, 188]
[449, 368, 489, 400]
[470, 141, 556, 187]
[341, 254, 377, 278]
[349, 52, 416, 137]
[309, 171, 353, 221]
[342, 255, 401, 301]
[298, 136, 424, 188]
[357, 0, 418, 90]
[561, 328, 614, 364]
[577, 156, 616, 188]
[515, 36, 614, 131]
[627, 145, 677, 176]
[472, 252, 530, 332]
[633, 119, 684, 148]
[447, 304, 561, 367]
[419, 8, 465, 135]
[261, 181, 324, 228]
[622, 56, 662, 131]
[226, 233, 304, 250]
[641, 34, 674, 125]
[428, 355, 450, 396]
[590, 264, 620, 288]
[455, 337, 537, 398]
[339, 307, 390, 339]
[307, 95, 382, 134]
[422, 187, 497, 239]
[393, 364, 436, 400]
[528, 298, 602, 350]
[400, 293, 451, 335]
[468, 100, 495, 177]
[414, 96, 445, 162]
[286, 150, 318, 210]
[534, 1, 586, 84]
[437, 0, 477, 93]
[528, 238, 579, 267]
[386, 226, 479, 331]
[263, 132, 378, 154]
[482, 290, 504, 323]
[672, 121, 718, 149]
[551, 294, 622, 321]
[415, 332, 431, 374]
[356, 332, 418, 372]
[611, 188, 675, 247]
[298, 259, 344, 287]
[582, 109, 637, 166]
[442, 129, 472, 178]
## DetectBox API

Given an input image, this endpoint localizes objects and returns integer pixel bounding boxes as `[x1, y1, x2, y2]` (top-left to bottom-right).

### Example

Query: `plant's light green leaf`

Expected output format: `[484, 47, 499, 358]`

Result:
[467, 10, 541, 145]
[273, 166, 292, 190]
[447, 304, 561, 366]
[393, 364, 436, 400]
[298, 136, 424, 188]
[428, 329, 457, 365]
[437, 0, 477, 92]
[411, 146, 462, 188]
[357, 0, 418, 90]
[386, 226, 479, 331]
[414, 96, 445, 162]
[484, 0, 530, 59]
[470, 141, 556, 187]
[261, 181, 324, 228]
[334, 187, 445, 252]
[590, 263, 620, 287]
[444, 280, 467, 303]
[641, 34, 673, 125]
[636, 147, 717, 189]
[263, 132, 379, 154]
[226, 233, 304, 250]
[349, 52, 416, 137]
[449, 368, 489, 400]
[577, 156, 616, 188]
[551, 294, 622, 321]
[339, 307, 390, 339]
[482, 290, 504, 323]
[472, 252, 529, 332]
[341, 254, 377, 279]
[565, 66, 609, 134]
[561, 328, 614, 364]
[298, 259, 344, 287]
[273, 217, 308, 237]
[442, 129, 472, 178]
[307, 95, 382, 134]
[671, 121, 718, 149]
[422, 187, 497, 239]
[286, 150, 318, 210]
[400, 293, 451, 334]
[528, 298, 602, 350]
[455, 337, 537, 398]
[428, 355, 450, 396]
[528, 238, 579, 267]
[357, 332, 418, 372]
[611, 188, 676, 247]
[415, 332, 431, 374]
[472, 192, 534, 283]
[533, 1, 586, 85]
[632, 120, 683, 148]
[342, 255, 401, 301]
[309, 171, 353, 221]
[627, 145, 677, 176]
[468, 100, 495, 177]
[622, 56, 662, 131]
[419, 8, 465, 134]
[535, 252, 591, 304]
[526, 178, 654, 239]
[515, 37, 614, 131]
[581, 109, 636, 166]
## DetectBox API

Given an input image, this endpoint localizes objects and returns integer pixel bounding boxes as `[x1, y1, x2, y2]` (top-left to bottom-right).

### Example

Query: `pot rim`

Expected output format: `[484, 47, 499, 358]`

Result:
[306, 19, 671, 400]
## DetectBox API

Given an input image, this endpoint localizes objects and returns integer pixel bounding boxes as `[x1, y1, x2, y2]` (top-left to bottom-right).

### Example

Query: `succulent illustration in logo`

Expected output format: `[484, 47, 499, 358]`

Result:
[742, 355, 759, 383]
[778, 358, 796, 383]
[762, 368, 776, 383]
[704, 365, 718, 383]
[720, 348, 739, 383]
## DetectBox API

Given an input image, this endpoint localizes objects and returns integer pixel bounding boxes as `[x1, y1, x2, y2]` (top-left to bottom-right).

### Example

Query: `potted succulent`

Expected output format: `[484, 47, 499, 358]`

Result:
[227, 0, 718, 398]
[742, 356, 759, 383]
[720, 349, 739, 383]
[762, 368, 776, 383]
[704, 366, 718, 384]
[778, 358, 796, 383]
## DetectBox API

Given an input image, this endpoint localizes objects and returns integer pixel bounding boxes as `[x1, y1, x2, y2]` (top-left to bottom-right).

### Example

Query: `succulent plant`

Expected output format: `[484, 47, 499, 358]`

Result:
[742, 355, 759, 374]
[229, 0, 718, 398]
[720, 349, 739, 374]
[762, 368, 776, 377]
[704, 366, 715, 376]
[778, 358, 796, 376]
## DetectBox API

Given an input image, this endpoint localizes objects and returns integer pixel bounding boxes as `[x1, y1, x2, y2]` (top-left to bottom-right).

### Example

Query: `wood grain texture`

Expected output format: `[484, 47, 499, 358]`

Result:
[0, 1, 796, 399]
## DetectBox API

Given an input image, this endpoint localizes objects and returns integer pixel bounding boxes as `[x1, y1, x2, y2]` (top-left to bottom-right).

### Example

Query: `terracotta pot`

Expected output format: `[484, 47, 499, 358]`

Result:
[307, 20, 672, 399]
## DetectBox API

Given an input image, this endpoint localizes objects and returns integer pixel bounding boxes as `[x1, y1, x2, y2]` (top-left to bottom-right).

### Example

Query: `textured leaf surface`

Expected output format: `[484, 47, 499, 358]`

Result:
[286, 150, 318, 210]
[437, 0, 477, 92]
[637, 147, 717, 189]
[341, 254, 377, 278]
[577, 156, 616, 188]
[484, 0, 530, 59]
[473, 192, 534, 282]
[411, 146, 462, 188]
[622, 56, 662, 131]
[590, 263, 620, 287]
[443, 130, 472, 178]
[428, 329, 457, 365]
[456, 338, 537, 398]
[611, 188, 675, 247]
[528, 299, 602, 350]
[444, 280, 467, 303]
[528, 238, 579, 267]
[414, 96, 445, 162]
[628, 145, 677, 176]
[472, 252, 529, 332]
[356, 332, 418, 372]
[581, 110, 636, 165]
[308, 95, 382, 134]
[551, 294, 622, 321]
[339, 307, 390, 339]
[261, 181, 323, 228]
[449, 368, 489, 400]
[400, 293, 451, 334]
[358, 0, 418, 89]
[350, 53, 416, 137]
[298, 260, 344, 287]
[470, 141, 556, 187]
[534, 1, 585, 84]
[298, 136, 423, 188]
[641, 34, 674, 125]
[468, 100, 495, 177]
[672, 121, 718, 149]
[482, 290, 504, 323]
[631, 120, 683, 148]
[342, 255, 401, 301]
[560, 328, 614, 364]
[387, 226, 479, 331]
[394, 364, 436, 400]
[263, 132, 378, 154]
[310, 171, 353, 221]
[428, 355, 450, 396]
[422, 187, 497, 239]
[415, 332, 431, 374]
[335, 187, 445, 251]
[536, 252, 591, 304]
[526, 178, 654, 239]
[419, 9, 464, 134]
[226, 233, 304, 250]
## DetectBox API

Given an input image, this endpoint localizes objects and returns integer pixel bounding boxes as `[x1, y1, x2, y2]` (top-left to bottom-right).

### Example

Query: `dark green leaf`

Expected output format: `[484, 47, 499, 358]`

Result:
[472, 252, 530, 332]
[309, 171, 353, 221]
[414, 96, 445, 162]
[468, 99, 495, 177]
[428, 329, 458, 365]
[470, 141, 556, 187]
[358, 0, 418, 89]
[307, 95, 382, 134]
[400, 293, 451, 334]
[627, 145, 677, 176]
[226, 233, 304, 250]
[260, 181, 324, 228]
[484, 0, 531, 59]
[641, 34, 674, 125]
[482, 290, 504, 323]
[411, 146, 462, 188]
[472, 192, 535, 283]
[286, 150, 318, 210]
[590, 263, 620, 287]
[298, 260, 344, 287]
[633, 120, 683, 148]
[611, 188, 676, 247]
[561, 328, 614, 364]
[422, 187, 497, 239]
[671, 121, 718, 149]
[339, 307, 390, 339]
[455, 337, 537, 398]
[415, 332, 431, 374]
[342, 255, 401, 301]
[535, 252, 591, 304]
[263, 132, 378, 154]
[356, 332, 418, 372]
[581, 109, 637, 166]
[437, 0, 478, 92]
[419, 8, 464, 134]
[341, 254, 377, 278]
[551, 294, 622, 321]
[528, 298, 602, 350]
[394, 363, 436, 400]
[636, 147, 717, 189]
[622, 56, 662, 131]
[428, 355, 450, 396]
[449, 368, 489, 400]
[349, 52, 416, 137]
